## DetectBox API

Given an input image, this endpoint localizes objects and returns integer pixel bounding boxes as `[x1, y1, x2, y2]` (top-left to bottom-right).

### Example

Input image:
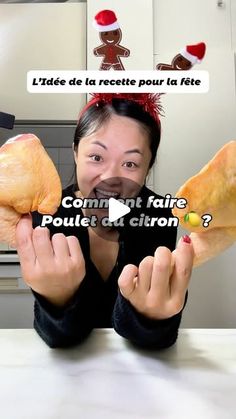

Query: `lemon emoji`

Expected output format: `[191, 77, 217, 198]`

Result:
[184, 211, 201, 227]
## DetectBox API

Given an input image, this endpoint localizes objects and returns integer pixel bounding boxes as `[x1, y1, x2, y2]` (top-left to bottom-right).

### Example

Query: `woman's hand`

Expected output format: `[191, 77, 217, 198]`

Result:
[16, 215, 86, 307]
[118, 236, 194, 320]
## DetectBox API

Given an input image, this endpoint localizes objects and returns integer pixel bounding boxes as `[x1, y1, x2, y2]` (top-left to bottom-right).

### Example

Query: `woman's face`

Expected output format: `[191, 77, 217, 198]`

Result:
[74, 114, 152, 201]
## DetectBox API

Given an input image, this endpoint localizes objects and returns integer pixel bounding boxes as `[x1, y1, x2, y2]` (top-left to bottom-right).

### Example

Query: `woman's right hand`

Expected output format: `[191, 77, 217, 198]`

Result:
[15, 214, 86, 307]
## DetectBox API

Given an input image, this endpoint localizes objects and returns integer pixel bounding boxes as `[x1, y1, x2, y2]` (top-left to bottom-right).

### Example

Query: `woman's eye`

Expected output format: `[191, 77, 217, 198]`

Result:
[89, 155, 102, 162]
[123, 161, 138, 169]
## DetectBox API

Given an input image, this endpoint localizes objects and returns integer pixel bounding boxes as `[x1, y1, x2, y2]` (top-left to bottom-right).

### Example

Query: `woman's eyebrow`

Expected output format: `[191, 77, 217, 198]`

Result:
[90, 141, 143, 155]
[124, 148, 143, 155]
[91, 141, 107, 150]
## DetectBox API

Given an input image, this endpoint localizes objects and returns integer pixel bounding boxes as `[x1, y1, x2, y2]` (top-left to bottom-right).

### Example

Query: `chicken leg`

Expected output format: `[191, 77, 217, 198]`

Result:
[0, 133, 62, 245]
[172, 141, 236, 266]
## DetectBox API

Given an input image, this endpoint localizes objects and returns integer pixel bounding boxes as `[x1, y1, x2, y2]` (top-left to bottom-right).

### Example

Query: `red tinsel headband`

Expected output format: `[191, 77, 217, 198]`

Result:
[78, 93, 163, 125]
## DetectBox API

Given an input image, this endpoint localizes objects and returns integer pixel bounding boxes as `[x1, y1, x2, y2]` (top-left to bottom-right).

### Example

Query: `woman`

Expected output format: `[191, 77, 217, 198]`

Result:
[16, 93, 194, 348]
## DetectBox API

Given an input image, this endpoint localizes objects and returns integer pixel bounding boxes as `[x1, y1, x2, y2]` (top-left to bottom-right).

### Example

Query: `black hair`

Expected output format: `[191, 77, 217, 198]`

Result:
[71, 99, 161, 188]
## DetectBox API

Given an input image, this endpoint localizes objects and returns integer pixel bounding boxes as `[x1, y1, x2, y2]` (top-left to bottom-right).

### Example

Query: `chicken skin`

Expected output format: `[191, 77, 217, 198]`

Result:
[0, 133, 62, 245]
[172, 141, 236, 266]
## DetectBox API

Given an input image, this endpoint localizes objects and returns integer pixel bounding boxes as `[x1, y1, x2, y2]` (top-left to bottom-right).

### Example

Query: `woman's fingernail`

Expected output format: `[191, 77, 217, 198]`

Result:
[182, 235, 191, 244]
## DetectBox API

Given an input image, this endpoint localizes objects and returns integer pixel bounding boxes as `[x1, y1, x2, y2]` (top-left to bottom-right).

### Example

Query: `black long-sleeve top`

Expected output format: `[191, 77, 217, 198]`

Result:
[31, 184, 187, 349]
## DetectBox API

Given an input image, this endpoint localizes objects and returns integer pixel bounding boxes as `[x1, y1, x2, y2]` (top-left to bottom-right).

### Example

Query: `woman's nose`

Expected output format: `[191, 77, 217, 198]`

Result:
[99, 164, 121, 180]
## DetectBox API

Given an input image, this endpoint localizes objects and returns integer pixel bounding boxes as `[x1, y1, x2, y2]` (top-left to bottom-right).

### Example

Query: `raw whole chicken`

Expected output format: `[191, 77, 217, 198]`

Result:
[172, 141, 236, 266]
[0, 133, 62, 246]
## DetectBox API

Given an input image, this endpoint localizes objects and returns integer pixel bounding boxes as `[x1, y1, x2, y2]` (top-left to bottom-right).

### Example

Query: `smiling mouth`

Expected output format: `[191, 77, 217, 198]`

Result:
[106, 40, 114, 43]
[94, 188, 120, 199]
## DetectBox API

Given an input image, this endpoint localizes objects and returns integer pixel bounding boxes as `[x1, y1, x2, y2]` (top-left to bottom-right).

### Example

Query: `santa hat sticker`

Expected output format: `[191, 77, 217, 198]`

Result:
[93, 9, 120, 32]
[93, 9, 130, 70]
[180, 42, 206, 65]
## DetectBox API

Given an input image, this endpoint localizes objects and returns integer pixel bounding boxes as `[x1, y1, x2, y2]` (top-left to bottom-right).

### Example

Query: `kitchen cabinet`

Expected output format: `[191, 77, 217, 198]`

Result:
[0, 3, 86, 120]
[0, 291, 34, 329]
[153, 0, 236, 195]
[0, 264, 33, 328]
[154, 0, 232, 56]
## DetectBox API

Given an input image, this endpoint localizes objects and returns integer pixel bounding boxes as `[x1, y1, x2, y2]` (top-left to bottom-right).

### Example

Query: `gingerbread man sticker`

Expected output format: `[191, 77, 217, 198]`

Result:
[156, 42, 206, 70]
[93, 10, 130, 70]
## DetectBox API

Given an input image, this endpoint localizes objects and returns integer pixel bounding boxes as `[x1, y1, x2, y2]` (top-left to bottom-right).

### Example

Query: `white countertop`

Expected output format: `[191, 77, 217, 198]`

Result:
[0, 329, 236, 419]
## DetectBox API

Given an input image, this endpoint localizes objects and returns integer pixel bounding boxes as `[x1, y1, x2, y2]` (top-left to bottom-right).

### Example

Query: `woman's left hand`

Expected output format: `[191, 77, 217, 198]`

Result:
[118, 236, 194, 320]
